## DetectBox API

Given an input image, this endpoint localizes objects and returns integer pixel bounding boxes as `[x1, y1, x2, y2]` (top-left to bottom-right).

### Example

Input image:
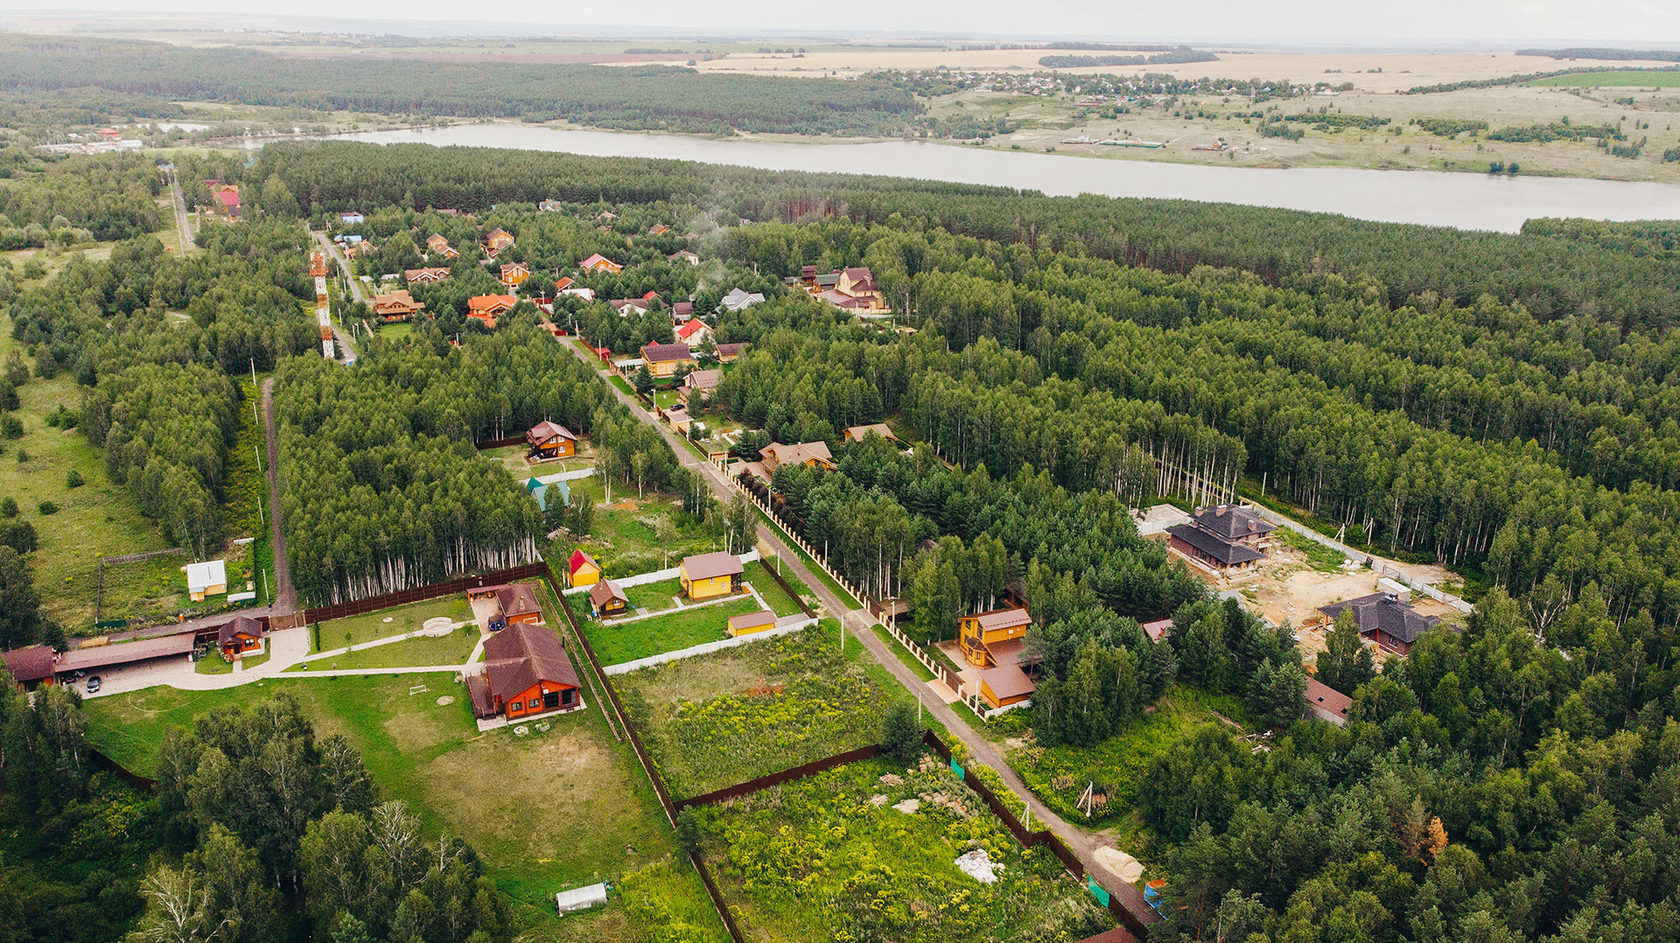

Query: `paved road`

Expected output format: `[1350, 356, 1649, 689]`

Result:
[559, 338, 1153, 927]
[309, 232, 362, 362]
[165, 169, 196, 254]
[262, 378, 299, 617]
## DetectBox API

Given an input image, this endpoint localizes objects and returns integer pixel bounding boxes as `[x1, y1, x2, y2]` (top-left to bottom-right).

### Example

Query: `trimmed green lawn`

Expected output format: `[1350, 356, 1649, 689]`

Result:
[289, 623, 479, 672]
[616, 624, 896, 798]
[623, 576, 683, 613]
[701, 756, 1111, 943]
[746, 560, 805, 617]
[587, 595, 763, 666]
[609, 375, 634, 396]
[81, 674, 694, 926]
[312, 595, 473, 653]
[194, 653, 234, 675]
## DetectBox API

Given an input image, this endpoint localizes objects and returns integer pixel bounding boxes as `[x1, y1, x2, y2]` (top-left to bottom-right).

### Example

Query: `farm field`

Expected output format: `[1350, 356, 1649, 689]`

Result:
[80, 674, 717, 932]
[1529, 70, 1680, 87]
[617, 624, 897, 799]
[586, 593, 765, 666]
[929, 82, 1680, 181]
[699, 755, 1112, 943]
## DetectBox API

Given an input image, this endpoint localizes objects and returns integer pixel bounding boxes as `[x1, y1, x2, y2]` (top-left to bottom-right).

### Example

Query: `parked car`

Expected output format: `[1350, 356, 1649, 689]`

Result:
[85, 676, 101, 693]
[62, 670, 84, 683]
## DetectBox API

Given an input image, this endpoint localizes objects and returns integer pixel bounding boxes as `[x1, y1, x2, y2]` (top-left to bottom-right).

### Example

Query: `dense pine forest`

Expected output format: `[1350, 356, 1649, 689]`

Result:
[0, 35, 923, 136]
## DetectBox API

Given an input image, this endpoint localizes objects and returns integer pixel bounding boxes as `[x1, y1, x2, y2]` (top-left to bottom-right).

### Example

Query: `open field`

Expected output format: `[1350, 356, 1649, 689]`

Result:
[586, 593, 765, 666]
[931, 82, 1680, 181]
[562, 475, 722, 575]
[481, 440, 597, 482]
[618, 624, 896, 798]
[701, 754, 1112, 943]
[1530, 71, 1680, 88]
[80, 673, 707, 926]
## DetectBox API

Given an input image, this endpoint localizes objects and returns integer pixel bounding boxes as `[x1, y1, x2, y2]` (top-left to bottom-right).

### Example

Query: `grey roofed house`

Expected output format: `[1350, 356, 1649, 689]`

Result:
[1190, 505, 1275, 542]
[721, 288, 765, 311]
[1318, 592, 1439, 653]
[684, 369, 721, 391]
[1167, 523, 1264, 566]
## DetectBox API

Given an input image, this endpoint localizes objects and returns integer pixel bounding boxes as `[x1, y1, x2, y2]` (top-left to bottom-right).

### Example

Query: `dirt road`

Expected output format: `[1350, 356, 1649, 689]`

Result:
[262, 378, 298, 617]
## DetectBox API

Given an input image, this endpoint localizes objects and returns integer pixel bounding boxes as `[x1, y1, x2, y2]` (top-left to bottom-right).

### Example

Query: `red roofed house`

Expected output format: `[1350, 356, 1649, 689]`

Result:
[1305, 677, 1352, 726]
[205, 182, 241, 219]
[217, 615, 265, 661]
[580, 253, 622, 275]
[465, 622, 582, 722]
[467, 294, 517, 328]
[568, 549, 602, 588]
[675, 319, 712, 346]
[648, 223, 670, 236]
[526, 420, 577, 460]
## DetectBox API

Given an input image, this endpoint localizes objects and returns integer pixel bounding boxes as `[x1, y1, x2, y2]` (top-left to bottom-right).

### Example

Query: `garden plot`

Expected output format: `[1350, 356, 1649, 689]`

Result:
[560, 476, 719, 575]
[617, 625, 897, 799]
[698, 755, 1111, 943]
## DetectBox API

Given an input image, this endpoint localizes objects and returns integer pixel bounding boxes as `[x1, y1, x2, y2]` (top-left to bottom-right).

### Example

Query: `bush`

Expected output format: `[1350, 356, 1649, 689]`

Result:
[14, 448, 26, 463]
[0, 415, 20, 439]
[65, 469, 84, 489]
[880, 701, 922, 764]
[37, 501, 57, 515]
[0, 519, 37, 554]
[674, 807, 703, 857]
[0, 497, 15, 518]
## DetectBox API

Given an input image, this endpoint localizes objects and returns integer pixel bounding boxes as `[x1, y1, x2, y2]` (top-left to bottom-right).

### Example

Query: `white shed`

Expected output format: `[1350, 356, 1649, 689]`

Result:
[183, 560, 227, 602]
[555, 883, 608, 914]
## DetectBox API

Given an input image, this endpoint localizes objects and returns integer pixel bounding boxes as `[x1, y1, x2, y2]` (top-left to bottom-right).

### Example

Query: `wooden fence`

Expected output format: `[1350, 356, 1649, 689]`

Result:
[88, 745, 157, 793]
[301, 562, 549, 623]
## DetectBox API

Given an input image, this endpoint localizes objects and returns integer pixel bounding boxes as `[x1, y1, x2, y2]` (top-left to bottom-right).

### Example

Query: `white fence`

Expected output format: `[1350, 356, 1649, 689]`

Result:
[534, 467, 596, 485]
[603, 614, 817, 675]
[561, 549, 760, 596]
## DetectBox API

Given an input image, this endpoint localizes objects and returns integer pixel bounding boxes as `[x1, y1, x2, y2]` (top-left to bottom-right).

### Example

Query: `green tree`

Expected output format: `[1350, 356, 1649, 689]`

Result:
[1316, 609, 1375, 696]
[879, 701, 922, 763]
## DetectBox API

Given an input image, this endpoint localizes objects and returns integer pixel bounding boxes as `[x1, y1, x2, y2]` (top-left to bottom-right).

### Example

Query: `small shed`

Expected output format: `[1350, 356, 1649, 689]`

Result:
[727, 609, 776, 637]
[555, 883, 608, 914]
[184, 560, 228, 602]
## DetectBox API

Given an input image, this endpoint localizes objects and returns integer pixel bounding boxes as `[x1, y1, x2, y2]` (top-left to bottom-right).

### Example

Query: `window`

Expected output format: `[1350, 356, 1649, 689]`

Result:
[560, 689, 574, 705]
[528, 698, 540, 710]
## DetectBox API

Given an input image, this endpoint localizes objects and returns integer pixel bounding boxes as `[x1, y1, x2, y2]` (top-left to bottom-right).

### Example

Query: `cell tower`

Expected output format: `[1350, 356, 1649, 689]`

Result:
[310, 249, 335, 359]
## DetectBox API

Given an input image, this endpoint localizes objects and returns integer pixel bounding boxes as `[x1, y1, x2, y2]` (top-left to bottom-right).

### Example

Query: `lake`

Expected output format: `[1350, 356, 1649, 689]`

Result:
[323, 124, 1680, 233]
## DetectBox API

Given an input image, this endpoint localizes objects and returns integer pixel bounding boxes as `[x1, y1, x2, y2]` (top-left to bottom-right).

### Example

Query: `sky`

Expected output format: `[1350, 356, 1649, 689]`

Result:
[2, 0, 1678, 45]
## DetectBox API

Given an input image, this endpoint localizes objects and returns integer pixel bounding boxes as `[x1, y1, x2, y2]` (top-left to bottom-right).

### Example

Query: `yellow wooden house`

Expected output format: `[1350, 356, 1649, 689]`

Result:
[679, 552, 743, 600]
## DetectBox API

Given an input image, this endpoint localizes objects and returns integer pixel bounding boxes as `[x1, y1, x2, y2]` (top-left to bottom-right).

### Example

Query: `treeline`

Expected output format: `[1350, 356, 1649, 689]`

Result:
[0, 35, 922, 137]
[0, 151, 161, 246]
[81, 362, 241, 555]
[248, 140, 1680, 333]
[1518, 47, 1680, 62]
[1411, 116, 1488, 137]
[1485, 120, 1622, 143]
[1038, 48, 1219, 68]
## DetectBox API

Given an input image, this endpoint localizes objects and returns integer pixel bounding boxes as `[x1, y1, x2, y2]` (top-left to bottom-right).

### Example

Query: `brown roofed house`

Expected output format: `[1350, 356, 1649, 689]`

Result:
[526, 420, 577, 460]
[1167, 505, 1275, 573]
[760, 441, 835, 475]
[404, 266, 451, 284]
[2, 644, 57, 690]
[714, 342, 749, 363]
[490, 582, 543, 631]
[639, 342, 696, 378]
[371, 289, 426, 322]
[1317, 591, 1439, 656]
[842, 423, 896, 445]
[1304, 677, 1352, 726]
[679, 552, 744, 600]
[681, 368, 721, 406]
[474, 622, 581, 721]
[467, 294, 517, 328]
[589, 579, 629, 618]
[217, 615, 265, 661]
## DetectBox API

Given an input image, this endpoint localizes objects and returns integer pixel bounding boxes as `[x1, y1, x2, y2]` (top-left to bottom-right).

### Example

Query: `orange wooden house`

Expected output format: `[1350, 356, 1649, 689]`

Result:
[486, 228, 515, 252]
[371, 289, 426, 322]
[501, 262, 531, 288]
[957, 607, 1036, 709]
[217, 615, 265, 661]
[526, 420, 577, 460]
[467, 294, 517, 328]
[579, 253, 622, 275]
[466, 622, 582, 722]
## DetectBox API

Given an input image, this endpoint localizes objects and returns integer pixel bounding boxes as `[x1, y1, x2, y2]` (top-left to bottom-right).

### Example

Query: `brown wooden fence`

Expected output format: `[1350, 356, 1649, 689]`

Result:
[89, 745, 157, 793]
[301, 561, 549, 623]
[674, 743, 883, 810]
[474, 434, 526, 450]
[754, 553, 816, 620]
